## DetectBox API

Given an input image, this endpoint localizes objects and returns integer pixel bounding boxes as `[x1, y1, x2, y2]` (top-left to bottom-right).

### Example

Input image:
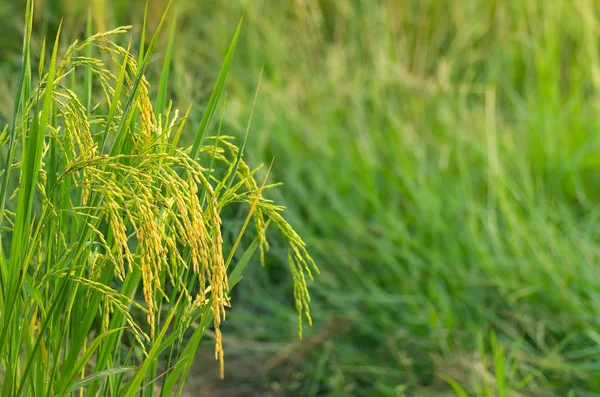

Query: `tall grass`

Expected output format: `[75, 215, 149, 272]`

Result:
[0, 1, 316, 396]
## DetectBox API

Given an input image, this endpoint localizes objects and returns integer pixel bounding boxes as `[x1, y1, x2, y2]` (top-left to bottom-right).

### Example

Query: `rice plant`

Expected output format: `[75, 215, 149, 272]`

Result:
[0, 1, 317, 395]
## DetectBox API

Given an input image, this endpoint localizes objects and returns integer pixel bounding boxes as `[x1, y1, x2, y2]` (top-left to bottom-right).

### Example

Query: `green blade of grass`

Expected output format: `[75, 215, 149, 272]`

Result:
[443, 376, 470, 397]
[55, 327, 127, 395]
[84, 7, 93, 111]
[0, 0, 33, 251]
[138, 0, 148, 62]
[38, 36, 46, 79]
[155, 12, 177, 115]
[492, 332, 506, 397]
[224, 68, 262, 192]
[190, 17, 243, 160]
[100, 38, 133, 151]
[69, 367, 134, 393]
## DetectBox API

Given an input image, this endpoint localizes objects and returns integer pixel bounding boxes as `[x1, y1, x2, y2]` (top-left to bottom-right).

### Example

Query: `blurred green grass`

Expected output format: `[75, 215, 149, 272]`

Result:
[5, 0, 600, 395]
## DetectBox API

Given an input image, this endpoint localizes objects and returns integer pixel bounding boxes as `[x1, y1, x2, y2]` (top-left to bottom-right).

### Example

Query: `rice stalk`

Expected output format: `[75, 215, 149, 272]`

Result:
[0, 2, 316, 395]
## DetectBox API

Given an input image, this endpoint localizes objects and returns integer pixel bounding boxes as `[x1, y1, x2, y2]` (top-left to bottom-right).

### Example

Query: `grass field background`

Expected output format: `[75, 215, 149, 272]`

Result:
[3, 0, 600, 395]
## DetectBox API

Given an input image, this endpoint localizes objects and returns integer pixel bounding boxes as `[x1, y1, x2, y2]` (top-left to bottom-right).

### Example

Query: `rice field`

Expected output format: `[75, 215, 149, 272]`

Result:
[3, 0, 600, 396]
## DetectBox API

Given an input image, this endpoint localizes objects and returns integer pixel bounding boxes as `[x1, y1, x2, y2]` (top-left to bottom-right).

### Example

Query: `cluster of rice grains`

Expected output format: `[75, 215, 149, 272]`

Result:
[25, 27, 317, 377]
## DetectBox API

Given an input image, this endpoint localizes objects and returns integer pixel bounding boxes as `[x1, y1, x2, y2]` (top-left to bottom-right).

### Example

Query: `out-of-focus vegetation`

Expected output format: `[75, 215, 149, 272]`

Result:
[4, 0, 600, 396]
